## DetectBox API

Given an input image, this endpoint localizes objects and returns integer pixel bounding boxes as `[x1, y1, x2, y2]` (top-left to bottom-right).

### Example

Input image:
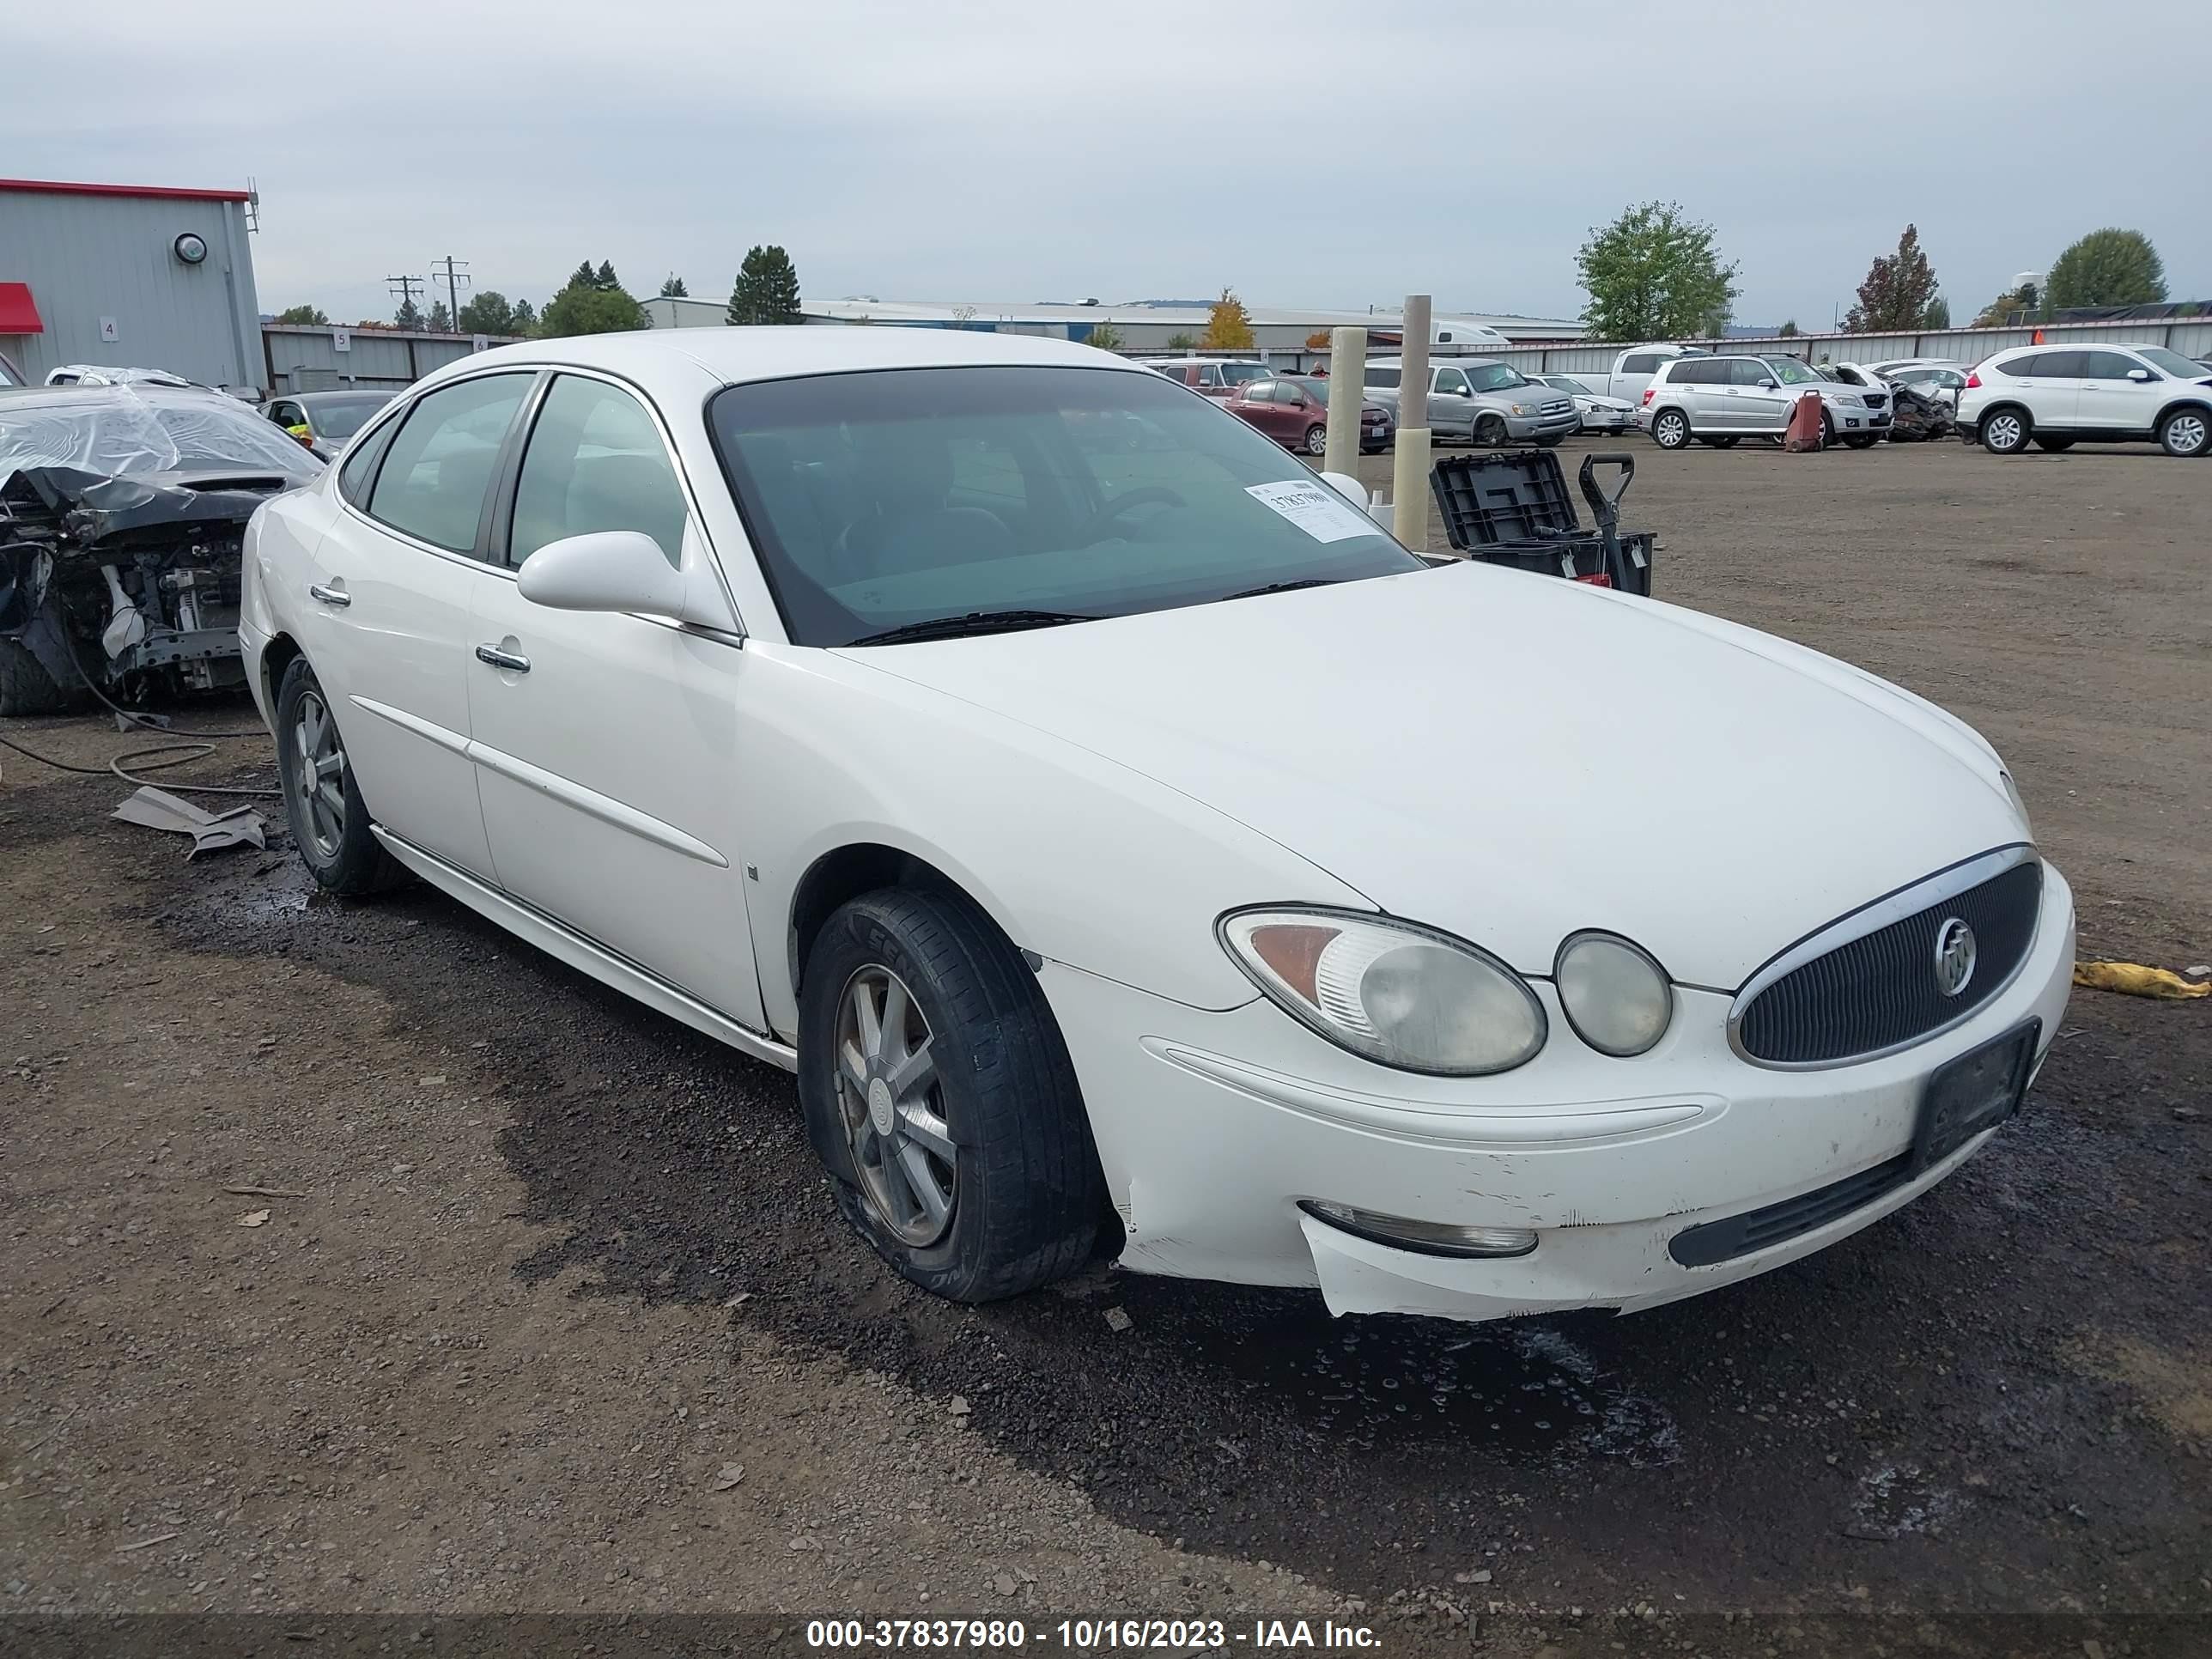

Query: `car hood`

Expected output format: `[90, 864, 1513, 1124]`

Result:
[841, 563, 2023, 991]
[1474, 385, 1572, 411]
[1577, 392, 1636, 412]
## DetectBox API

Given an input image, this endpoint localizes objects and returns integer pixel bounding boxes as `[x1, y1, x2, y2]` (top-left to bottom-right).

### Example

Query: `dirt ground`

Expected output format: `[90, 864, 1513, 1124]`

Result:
[3, 436, 2207, 1658]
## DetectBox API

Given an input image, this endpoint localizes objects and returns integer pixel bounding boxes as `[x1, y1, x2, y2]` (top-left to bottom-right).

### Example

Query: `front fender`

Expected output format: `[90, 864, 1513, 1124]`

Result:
[729, 643, 1372, 1037]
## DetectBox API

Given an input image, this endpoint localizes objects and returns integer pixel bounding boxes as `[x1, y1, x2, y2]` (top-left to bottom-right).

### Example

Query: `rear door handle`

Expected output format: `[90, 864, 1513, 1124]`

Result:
[474, 643, 531, 673]
[307, 581, 351, 607]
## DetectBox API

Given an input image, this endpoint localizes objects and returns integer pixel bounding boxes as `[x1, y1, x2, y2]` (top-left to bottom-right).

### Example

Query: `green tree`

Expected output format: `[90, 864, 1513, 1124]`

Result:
[1575, 200, 1740, 342]
[427, 300, 453, 333]
[1085, 320, 1125, 351]
[511, 299, 538, 334]
[1843, 223, 1940, 333]
[1923, 295, 1951, 330]
[1973, 283, 2043, 327]
[595, 260, 621, 291]
[1777, 319, 1800, 337]
[726, 245, 804, 325]
[274, 303, 328, 325]
[540, 270, 646, 337]
[458, 290, 533, 337]
[659, 274, 689, 298]
[1164, 331, 1197, 350]
[2045, 228, 2166, 309]
[568, 259, 599, 291]
[1202, 288, 1255, 350]
[394, 295, 424, 331]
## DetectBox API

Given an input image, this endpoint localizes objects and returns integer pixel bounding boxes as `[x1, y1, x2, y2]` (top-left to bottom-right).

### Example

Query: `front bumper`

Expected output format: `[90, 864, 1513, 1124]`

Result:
[1506, 408, 1583, 441]
[1042, 864, 2074, 1323]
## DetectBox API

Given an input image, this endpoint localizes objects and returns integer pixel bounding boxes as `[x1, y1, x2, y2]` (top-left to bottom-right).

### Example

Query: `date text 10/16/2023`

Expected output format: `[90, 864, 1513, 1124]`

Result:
[805, 1617, 1382, 1650]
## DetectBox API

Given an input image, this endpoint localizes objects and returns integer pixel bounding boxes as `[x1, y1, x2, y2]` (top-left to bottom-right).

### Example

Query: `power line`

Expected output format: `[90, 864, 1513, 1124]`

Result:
[432, 255, 471, 331]
[386, 273, 426, 325]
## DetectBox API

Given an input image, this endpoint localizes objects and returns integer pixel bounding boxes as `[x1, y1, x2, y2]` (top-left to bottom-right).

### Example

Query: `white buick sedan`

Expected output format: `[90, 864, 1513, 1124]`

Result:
[240, 329, 2075, 1324]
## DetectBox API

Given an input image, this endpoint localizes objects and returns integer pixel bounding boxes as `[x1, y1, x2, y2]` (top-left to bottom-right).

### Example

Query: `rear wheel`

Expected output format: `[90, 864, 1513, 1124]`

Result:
[1303, 423, 1328, 456]
[2157, 406, 2209, 458]
[1651, 409, 1691, 450]
[276, 656, 407, 896]
[2034, 436, 2075, 453]
[798, 887, 1103, 1303]
[1980, 407, 2031, 453]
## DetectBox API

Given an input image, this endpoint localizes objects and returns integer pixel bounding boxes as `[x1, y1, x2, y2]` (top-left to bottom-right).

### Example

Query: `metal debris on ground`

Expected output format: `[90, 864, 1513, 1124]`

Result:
[110, 785, 264, 856]
[1103, 1306, 1133, 1333]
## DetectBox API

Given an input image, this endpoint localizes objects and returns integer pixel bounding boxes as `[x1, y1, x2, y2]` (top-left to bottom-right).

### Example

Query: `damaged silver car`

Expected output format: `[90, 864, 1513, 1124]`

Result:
[0, 385, 321, 714]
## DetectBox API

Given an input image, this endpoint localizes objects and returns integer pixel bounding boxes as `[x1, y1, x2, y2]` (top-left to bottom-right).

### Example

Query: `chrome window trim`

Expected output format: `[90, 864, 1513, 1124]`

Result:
[1726, 843, 2039, 1072]
[331, 361, 749, 637]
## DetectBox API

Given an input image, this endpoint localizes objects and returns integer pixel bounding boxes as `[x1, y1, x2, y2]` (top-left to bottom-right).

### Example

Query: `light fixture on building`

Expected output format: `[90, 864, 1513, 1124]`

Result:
[173, 233, 208, 265]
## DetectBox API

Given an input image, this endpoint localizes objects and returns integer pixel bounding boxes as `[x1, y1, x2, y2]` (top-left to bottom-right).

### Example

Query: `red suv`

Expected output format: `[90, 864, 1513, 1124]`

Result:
[1224, 375, 1392, 455]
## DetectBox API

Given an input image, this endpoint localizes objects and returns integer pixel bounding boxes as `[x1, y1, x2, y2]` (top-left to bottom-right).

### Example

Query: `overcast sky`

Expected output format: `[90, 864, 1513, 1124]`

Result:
[9, 1, 2203, 330]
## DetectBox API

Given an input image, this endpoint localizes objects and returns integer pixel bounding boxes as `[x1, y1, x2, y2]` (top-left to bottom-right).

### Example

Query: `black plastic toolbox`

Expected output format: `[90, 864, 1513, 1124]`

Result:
[1429, 449, 1655, 597]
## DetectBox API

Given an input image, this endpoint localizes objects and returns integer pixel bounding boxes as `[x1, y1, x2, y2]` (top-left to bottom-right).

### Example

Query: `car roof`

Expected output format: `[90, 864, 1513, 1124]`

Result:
[1133, 355, 1267, 366]
[292, 387, 396, 403]
[434, 325, 1146, 404]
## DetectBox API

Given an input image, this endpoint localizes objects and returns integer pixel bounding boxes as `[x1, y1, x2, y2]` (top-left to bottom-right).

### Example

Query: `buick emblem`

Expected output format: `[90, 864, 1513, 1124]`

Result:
[1933, 918, 1977, 998]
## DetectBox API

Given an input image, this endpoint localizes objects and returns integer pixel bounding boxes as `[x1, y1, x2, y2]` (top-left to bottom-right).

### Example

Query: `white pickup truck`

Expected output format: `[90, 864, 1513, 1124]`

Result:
[1604, 344, 1711, 405]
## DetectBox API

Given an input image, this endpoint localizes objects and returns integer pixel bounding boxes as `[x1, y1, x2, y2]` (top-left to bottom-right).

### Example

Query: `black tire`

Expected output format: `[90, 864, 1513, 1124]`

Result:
[1841, 434, 1881, 449]
[1534, 434, 1565, 448]
[1820, 410, 1837, 450]
[2033, 437, 2075, 453]
[2157, 405, 2209, 458]
[1696, 435, 1741, 449]
[275, 656, 407, 896]
[1650, 409, 1691, 450]
[798, 887, 1102, 1304]
[1303, 423, 1328, 457]
[1474, 415, 1508, 447]
[1360, 444, 1385, 455]
[1979, 406, 2031, 453]
[0, 637, 69, 718]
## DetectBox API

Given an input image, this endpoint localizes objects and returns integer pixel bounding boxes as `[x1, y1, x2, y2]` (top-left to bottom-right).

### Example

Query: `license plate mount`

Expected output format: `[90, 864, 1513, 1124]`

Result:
[1912, 1019, 2039, 1176]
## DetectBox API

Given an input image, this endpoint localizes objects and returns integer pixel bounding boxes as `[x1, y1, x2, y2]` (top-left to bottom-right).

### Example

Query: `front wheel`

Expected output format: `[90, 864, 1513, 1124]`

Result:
[1650, 409, 1691, 449]
[1841, 434, 1881, 449]
[1474, 415, 1508, 447]
[1980, 408, 2031, 453]
[1304, 423, 1328, 457]
[0, 635, 70, 718]
[1534, 434, 1565, 448]
[276, 656, 407, 896]
[798, 888, 1103, 1303]
[2158, 406, 2209, 458]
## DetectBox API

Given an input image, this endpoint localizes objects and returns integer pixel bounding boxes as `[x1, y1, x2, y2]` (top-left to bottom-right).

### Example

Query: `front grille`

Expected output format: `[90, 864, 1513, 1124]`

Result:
[1668, 1152, 1911, 1267]
[1862, 392, 1888, 409]
[1735, 858, 2041, 1066]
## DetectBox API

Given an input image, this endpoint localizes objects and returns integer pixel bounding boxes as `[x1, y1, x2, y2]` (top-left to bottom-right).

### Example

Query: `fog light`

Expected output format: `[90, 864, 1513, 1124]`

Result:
[1299, 1200, 1537, 1259]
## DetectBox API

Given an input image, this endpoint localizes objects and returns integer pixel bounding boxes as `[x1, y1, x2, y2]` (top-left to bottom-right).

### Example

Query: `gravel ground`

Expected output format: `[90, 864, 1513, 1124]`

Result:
[3, 435, 2207, 1658]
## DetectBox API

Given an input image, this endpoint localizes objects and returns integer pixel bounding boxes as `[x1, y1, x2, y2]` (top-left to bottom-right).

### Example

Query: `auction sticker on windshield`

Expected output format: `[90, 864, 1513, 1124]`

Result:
[1244, 479, 1375, 544]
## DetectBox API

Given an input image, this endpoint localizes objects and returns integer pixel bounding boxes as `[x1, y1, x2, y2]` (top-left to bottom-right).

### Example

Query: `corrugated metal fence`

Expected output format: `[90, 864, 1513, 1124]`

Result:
[260, 323, 522, 393]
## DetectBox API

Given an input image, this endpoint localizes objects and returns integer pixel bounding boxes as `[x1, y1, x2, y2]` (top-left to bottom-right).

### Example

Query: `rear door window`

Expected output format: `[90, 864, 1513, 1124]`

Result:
[1620, 354, 1660, 375]
[365, 373, 533, 556]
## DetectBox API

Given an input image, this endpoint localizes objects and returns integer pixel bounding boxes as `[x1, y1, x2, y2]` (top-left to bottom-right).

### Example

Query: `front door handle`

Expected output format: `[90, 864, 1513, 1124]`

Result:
[474, 643, 531, 673]
[307, 581, 351, 607]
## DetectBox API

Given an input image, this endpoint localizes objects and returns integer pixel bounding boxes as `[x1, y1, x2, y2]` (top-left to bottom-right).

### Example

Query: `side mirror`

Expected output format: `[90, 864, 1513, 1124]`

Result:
[518, 529, 736, 633]
[2127, 368, 2154, 382]
[1758, 379, 1778, 390]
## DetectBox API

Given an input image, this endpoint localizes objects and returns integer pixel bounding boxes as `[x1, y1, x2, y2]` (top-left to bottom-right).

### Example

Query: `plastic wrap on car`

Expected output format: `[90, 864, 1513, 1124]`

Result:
[0, 386, 319, 493]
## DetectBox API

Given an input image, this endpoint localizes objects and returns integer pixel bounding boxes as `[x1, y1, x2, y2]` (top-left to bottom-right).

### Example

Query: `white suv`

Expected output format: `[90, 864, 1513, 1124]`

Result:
[1957, 343, 2212, 458]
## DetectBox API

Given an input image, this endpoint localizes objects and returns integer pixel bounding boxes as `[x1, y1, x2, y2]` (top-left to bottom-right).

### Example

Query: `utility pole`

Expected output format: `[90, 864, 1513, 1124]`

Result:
[1389, 295, 1431, 548]
[386, 273, 426, 327]
[432, 254, 471, 333]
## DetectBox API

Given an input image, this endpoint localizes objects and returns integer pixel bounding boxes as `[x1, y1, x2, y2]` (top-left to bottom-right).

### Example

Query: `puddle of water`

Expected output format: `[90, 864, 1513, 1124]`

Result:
[1197, 1297, 1680, 1468]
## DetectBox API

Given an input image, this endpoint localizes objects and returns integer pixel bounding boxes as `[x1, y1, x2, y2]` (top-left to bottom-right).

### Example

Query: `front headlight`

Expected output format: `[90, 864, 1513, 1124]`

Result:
[1553, 932, 1673, 1057]
[2000, 769, 2033, 839]
[1219, 908, 1547, 1076]
[1506, 402, 1530, 416]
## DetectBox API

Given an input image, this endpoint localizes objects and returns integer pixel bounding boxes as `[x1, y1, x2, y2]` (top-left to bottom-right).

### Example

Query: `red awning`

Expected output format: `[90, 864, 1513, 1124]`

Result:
[0, 283, 43, 333]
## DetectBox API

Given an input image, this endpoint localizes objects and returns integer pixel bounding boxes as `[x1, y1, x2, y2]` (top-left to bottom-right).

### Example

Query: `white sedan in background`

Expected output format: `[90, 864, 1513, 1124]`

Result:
[1528, 373, 1638, 435]
[240, 329, 2072, 1325]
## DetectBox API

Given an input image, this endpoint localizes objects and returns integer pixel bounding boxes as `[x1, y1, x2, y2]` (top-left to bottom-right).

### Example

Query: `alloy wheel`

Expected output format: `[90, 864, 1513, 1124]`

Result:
[1985, 413, 2024, 452]
[1656, 411, 1687, 448]
[1304, 424, 1328, 456]
[291, 690, 347, 860]
[2165, 412, 2207, 455]
[834, 965, 956, 1247]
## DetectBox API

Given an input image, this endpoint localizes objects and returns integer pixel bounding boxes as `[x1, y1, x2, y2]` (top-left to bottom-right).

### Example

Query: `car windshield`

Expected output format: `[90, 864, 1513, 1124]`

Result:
[1547, 376, 1594, 397]
[2137, 347, 2206, 379]
[708, 365, 1421, 647]
[303, 394, 392, 442]
[1218, 363, 1272, 386]
[1466, 363, 1529, 392]
[1765, 357, 1823, 386]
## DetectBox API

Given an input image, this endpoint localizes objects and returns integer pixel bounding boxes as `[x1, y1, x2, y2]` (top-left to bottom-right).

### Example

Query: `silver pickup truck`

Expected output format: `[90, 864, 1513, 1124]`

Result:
[1359, 356, 1578, 446]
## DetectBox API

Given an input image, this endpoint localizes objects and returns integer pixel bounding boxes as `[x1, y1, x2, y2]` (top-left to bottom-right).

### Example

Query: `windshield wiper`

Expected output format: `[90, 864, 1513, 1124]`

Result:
[842, 609, 1101, 647]
[1221, 578, 1342, 601]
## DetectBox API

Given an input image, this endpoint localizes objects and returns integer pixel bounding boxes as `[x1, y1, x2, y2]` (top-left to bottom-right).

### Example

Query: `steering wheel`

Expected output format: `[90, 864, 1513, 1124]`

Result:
[1079, 486, 1186, 541]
